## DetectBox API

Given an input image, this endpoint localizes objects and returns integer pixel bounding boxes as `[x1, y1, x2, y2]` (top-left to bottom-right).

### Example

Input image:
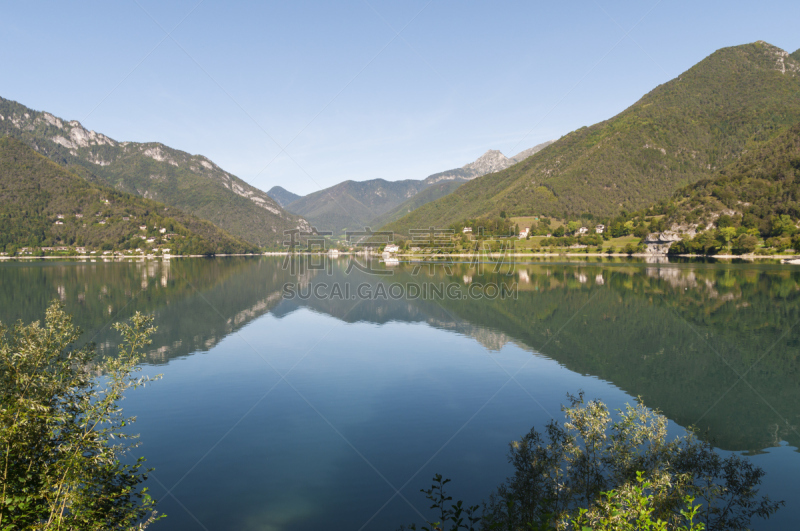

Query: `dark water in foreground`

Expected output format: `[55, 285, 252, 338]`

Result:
[1, 256, 799, 530]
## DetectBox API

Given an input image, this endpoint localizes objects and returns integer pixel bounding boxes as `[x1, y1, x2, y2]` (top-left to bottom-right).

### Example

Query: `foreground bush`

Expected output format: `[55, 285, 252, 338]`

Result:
[0, 302, 162, 530]
[405, 393, 781, 530]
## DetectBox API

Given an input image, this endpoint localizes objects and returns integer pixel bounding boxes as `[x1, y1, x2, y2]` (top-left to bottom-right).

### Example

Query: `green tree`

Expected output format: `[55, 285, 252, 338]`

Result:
[0, 303, 163, 530]
[771, 214, 796, 237]
[732, 234, 758, 255]
[634, 224, 650, 239]
[719, 227, 737, 251]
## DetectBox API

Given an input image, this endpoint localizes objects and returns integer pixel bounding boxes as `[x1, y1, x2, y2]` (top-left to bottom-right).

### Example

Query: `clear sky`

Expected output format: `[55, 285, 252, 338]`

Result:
[2, 0, 798, 196]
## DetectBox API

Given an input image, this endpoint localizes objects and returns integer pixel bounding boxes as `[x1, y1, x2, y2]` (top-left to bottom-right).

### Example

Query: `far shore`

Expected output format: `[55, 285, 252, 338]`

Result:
[1, 251, 798, 262]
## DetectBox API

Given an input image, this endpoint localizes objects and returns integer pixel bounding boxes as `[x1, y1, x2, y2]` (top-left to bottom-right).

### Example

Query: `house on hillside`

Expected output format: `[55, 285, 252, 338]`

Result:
[462, 227, 473, 234]
[577, 227, 589, 235]
[595, 224, 605, 234]
[383, 244, 400, 253]
[518, 227, 530, 239]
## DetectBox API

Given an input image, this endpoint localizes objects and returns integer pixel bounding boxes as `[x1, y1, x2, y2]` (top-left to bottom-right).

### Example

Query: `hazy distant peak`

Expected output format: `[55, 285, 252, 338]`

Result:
[266, 185, 301, 208]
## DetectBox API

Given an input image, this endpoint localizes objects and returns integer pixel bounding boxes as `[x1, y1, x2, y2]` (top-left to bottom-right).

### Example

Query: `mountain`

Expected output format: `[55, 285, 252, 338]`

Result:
[792, 48, 800, 63]
[421, 141, 554, 185]
[285, 178, 425, 235]
[0, 97, 309, 247]
[660, 121, 800, 235]
[266, 185, 301, 207]
[385, 41, 800, 235]
[368, 181, 465, 229]
[285, 141, 553, 235]
[0, 136, 257, 255]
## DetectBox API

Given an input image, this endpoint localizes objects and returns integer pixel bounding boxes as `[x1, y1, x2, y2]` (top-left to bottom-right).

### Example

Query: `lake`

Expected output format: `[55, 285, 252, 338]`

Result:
[1, 256, 798, 530]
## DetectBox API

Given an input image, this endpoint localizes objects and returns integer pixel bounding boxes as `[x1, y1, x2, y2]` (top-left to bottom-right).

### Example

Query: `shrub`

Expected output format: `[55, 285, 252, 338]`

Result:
[0, 303, 163, 529]
[405, 394, 782, 531]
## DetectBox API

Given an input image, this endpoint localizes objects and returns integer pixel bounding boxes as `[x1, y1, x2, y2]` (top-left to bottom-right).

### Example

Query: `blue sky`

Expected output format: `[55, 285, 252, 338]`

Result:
[2, 0, 799, 195]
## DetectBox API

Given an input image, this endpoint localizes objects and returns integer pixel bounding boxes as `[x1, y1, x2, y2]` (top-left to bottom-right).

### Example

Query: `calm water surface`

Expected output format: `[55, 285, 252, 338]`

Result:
[1, 256, 799, 530]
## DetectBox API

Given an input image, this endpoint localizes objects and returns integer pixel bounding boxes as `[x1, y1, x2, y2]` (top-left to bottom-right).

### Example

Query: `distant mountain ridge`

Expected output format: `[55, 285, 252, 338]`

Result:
[386, 41, 800, 234]
[284, 141, 553, 235]
[266, 186, 302, 207]
[0, 97, 309, 247]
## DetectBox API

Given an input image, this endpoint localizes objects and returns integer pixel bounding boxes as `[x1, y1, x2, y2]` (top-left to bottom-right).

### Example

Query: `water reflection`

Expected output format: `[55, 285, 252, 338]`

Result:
[1, 256, 798, 457]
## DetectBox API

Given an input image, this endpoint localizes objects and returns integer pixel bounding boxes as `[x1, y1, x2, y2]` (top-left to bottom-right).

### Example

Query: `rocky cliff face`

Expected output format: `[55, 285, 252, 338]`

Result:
[423, 140, 554, 185]
[462, 149, 512, 175]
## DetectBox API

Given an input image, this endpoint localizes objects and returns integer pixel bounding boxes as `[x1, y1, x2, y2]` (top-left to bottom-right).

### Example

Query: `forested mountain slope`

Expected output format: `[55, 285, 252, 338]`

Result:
[266, 186, 301, 207]
[0, 136, 256, 255]
[0, 97, 308, 247]
[286, 141, 553, 235]
[661, 121, 800, 233]
[385, 41, 800, 234]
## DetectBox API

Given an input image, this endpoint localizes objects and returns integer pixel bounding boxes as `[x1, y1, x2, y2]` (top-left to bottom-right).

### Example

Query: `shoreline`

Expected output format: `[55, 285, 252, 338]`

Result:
[1, 251, 797, 261]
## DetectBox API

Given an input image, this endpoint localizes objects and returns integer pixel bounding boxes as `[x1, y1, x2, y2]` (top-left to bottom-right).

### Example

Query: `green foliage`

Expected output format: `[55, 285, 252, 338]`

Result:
[0, 302, 163, 529]
[668, 231, 723, 256]
[571, 473, 705, 531]
[0, 136, 257, 254]
[539, 234, 603, 248]
[661, 122, 800, 253]
[623, 242, 640, 255]
[454, 217, 516, 237]
[386, 42, 800, 235]
[732, 234, 758, 254]
[406, 394, 780, 531]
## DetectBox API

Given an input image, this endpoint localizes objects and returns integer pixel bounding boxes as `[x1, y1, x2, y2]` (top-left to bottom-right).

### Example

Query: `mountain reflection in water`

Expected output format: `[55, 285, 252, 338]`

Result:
[2, 256, 798, 456]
